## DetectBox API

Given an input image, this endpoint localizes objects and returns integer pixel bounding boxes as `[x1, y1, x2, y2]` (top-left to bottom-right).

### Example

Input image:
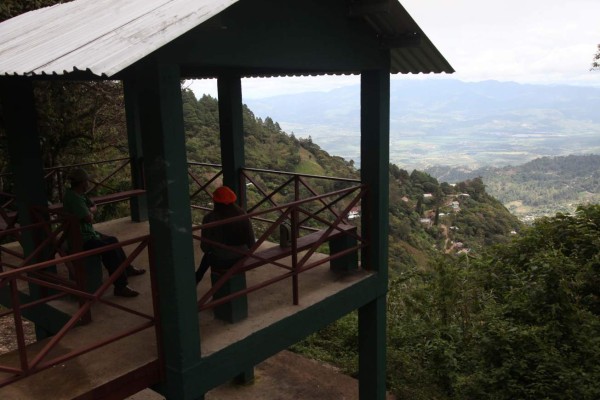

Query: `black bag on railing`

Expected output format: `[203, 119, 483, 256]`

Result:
[279, 222, 291, 248]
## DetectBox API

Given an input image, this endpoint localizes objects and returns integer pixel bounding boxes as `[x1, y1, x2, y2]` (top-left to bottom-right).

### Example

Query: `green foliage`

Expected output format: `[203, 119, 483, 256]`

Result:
[34, 81, 127, 167]
[455, 205, 600, 399]
[289, 312, 359, 376]
[438, 155, 600, 219]
[300, 205, 600, 400]
[4, 45, 591, 397]
[0, 0, 69, 22]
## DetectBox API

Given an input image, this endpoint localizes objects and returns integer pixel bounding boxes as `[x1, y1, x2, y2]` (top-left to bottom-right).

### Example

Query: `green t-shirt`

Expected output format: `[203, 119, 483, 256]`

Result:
[63, 188, 100, 242]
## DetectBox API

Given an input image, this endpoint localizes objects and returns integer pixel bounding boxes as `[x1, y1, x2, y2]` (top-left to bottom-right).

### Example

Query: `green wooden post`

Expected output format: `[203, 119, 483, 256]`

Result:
[135, 63, 201, 400]
[0, 78, 54, 339]
[0, 79, 47, 234]
[359, 69, 390, 400]
[123, 78, 148, 222]
[216, 73, 253, 383]
[217, 73, 244, 194]
[214, 73, 249, 323]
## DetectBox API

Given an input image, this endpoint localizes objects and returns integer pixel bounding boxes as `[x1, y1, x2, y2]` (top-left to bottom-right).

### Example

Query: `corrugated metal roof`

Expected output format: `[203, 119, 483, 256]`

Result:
[0, 0, 239, 77]
[0, 0, 452, 78]
[371, 2, 454, 74]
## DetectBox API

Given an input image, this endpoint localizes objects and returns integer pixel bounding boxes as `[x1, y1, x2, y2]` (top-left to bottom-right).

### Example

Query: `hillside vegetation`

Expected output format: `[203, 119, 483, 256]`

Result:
[182, 92, 600, 399]
[244, 79, 600, 170]
[182, 92, 521, 271]
[295, 204, 600, 400]
[426, 154, 600, 219]
[2, 78, 593, 400]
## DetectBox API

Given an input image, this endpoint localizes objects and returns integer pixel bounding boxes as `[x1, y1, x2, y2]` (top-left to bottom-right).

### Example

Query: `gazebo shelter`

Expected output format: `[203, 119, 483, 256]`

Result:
[0, 0, 452, 399]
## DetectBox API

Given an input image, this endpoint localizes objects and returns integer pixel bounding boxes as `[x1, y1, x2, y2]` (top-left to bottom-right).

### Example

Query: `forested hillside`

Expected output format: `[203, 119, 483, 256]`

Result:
[0, 33, 580, 398]
[426, 154, 600, 220]
[181, 92, 600, 399]
[181, 91, 521, 271]
[297, 204, 600, 400]
[2, 3, 598, 400]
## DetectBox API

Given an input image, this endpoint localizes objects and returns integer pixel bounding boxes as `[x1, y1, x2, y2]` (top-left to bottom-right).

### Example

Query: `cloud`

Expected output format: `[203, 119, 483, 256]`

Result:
[401, 0, 600, 86]
[188, 0, 600, 99]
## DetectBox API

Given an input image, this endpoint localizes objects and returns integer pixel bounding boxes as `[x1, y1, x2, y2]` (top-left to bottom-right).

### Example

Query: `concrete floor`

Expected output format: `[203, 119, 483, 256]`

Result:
[0, 218, 373, 399]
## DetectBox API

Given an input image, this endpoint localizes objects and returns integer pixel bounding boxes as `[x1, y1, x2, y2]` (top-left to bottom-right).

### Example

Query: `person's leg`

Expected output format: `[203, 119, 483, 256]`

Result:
[97, 231, 146, 276]
[196, 253, 211, 284]
[84, 236, 130, 289]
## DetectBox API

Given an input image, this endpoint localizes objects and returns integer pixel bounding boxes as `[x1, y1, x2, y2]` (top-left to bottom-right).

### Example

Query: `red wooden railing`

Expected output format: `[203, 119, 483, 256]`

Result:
[193, 167, 367, 311]
[0, 220, 159, 388]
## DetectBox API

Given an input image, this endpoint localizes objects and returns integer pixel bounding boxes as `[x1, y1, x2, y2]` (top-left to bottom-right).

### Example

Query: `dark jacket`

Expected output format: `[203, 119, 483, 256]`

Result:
[200, 203, 255, 262]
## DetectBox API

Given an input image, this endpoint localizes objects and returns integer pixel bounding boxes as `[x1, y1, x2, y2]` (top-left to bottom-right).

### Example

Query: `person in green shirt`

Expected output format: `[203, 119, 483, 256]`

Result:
[63, 168, 145, 297]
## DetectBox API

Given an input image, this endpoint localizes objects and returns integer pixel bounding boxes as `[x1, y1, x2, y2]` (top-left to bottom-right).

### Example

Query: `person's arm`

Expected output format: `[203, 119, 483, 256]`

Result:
[200, 214, 215, 253]
[65, 191, 94, 223]
[85, 196, 98, 217]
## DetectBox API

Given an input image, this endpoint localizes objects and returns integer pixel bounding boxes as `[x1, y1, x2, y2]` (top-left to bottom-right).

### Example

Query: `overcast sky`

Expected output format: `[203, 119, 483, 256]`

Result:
[189, 0, 600, 99]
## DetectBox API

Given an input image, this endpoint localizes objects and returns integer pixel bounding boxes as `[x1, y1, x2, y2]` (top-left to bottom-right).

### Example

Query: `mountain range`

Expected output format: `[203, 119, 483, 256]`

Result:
[244, 79, 600, 170]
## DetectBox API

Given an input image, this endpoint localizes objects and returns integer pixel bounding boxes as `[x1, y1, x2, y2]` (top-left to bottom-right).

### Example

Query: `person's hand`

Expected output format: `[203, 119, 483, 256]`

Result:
[83, 212, 94, 223]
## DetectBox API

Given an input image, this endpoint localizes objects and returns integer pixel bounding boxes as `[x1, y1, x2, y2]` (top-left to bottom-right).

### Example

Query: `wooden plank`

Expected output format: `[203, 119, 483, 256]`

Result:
[91, 189, 146, 206]
[48, 189, 146, 213]
[242, 224, 357, 270]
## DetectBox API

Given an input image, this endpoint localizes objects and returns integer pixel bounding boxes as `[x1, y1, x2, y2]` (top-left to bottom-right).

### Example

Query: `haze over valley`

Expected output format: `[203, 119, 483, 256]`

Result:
[242, 79, 600, 171]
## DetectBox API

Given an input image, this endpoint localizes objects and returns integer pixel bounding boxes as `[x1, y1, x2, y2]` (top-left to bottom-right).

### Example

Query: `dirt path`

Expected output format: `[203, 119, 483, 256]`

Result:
[129, 350, 396, 400]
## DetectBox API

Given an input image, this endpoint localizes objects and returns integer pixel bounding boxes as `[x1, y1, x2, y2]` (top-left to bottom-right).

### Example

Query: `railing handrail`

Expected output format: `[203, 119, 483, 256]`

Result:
[243, 166, 361, 184]
[194, 183, 366, 310]
[0, 157, 139, 209]
[191, 184, 363, 232]
[187, 161, 222, 169]
[0, 232, 157, 388]
[0, 157, 131, 179]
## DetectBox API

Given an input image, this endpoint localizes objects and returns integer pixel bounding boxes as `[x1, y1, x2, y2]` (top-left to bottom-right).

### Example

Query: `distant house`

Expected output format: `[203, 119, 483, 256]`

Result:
[401, 196, 410, 203]
[423, 193, 433, 198]
[420, 218, 432, 226]
[458, 193, 470, 198]
[347, 207, 361, 220]
[451, 201, 460, 210]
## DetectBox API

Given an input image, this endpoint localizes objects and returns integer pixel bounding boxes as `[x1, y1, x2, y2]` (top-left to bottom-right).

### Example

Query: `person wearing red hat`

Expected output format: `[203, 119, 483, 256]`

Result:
[196, 186, 255, 283]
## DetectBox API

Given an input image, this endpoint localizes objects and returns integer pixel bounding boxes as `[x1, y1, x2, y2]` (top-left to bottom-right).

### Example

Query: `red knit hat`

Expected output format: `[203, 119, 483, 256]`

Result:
[212, 186, 237, 205]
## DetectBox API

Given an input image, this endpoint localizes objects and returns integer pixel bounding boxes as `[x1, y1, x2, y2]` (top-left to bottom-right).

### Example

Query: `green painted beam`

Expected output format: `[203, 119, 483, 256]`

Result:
[0, 78, 47, 235]
[360, 69, 390, 278]
[135, 62, 201, 400]
[190, 274, 381, 394]
[359, 295, 387, 400]
[160, 0, 385, 73]
[359, 68, 390, 400]
[123, 78, 149, 222]
[0, 78, 58, 339]
[217, 73, 245, 194]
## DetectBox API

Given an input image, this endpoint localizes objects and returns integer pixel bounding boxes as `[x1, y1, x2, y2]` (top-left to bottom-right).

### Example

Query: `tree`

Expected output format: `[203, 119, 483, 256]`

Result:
[0, 0, 70, 22]
[592, 44, 600, 71]
[0, 1, 127, 174]
[455, 204, 600, 399]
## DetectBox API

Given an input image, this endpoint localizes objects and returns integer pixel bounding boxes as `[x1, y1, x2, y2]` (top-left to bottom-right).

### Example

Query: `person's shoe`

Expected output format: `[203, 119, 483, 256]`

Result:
[126, 266, 146, 276]
[114, 285, 139, 297]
